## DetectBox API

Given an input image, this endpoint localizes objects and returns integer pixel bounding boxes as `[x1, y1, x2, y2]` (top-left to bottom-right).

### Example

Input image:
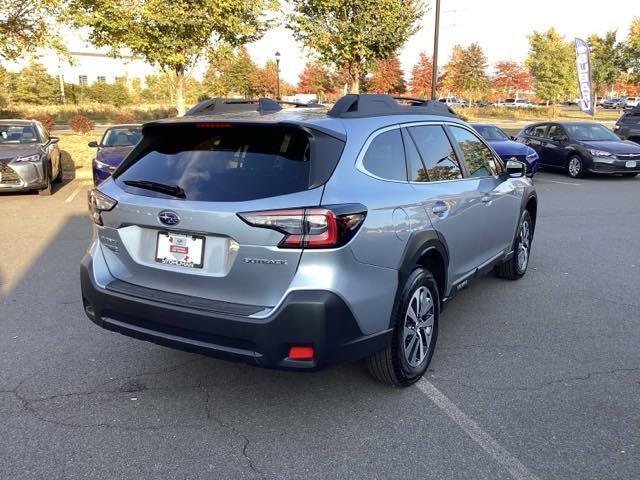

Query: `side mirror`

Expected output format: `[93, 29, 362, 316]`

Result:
[88, 140, 98, 148]
[506, 159, 526, 178]
[49, 136, 59, 144]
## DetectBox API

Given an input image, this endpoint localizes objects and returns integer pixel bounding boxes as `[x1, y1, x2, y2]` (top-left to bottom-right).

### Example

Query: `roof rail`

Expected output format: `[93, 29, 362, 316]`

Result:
[184, 97, 282, 116]
[327, 94, 458, 118]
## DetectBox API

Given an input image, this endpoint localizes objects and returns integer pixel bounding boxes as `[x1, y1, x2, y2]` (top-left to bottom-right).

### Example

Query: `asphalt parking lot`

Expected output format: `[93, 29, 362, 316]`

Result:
[1, 172, 639, 480]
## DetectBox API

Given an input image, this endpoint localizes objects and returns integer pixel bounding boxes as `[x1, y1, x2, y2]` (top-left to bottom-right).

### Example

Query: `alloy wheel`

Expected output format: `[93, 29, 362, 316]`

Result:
[402, 286, 435, 368]
[568, 157, 581, 177]
[516, 217, 531, 274]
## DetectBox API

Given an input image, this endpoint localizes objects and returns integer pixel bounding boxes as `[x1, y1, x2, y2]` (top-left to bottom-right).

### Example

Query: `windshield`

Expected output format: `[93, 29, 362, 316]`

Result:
[0, 125, 38, 144]
[116, 124, 343, 202]
[473, 125, 509, 141]
[565, 124, 619, 141]
[101, 127, 141, 147]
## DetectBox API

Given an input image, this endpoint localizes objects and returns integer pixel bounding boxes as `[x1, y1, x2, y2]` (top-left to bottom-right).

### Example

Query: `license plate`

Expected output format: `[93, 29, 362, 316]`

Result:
[155, 232, 205, 269]
[625, 160, 637, 168]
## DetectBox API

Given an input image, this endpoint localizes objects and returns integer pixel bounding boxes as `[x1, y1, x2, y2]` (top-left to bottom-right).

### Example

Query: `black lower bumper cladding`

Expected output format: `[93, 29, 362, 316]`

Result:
[80, 256, 391, 371]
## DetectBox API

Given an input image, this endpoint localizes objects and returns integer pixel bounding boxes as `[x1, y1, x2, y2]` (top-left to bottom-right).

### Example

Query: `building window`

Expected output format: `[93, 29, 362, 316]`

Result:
[97, 76, 106, 83]
[114, 76, 125, 84]
[79, 75, 88, 86]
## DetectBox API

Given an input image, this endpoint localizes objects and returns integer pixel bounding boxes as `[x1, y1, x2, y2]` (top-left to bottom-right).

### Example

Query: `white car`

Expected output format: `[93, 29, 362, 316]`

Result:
[625, 97, 639, 108]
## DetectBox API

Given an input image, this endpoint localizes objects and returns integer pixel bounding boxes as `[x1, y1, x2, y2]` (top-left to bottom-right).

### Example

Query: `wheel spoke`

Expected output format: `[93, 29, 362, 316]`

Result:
[406, 303, 418, 323]
[417, 330, 425, 362]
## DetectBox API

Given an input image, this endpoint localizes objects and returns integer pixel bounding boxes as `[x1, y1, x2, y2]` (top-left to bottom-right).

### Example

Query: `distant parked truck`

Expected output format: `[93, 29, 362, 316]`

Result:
[504, 98, 531, 107]
[438, 97, 467, 107]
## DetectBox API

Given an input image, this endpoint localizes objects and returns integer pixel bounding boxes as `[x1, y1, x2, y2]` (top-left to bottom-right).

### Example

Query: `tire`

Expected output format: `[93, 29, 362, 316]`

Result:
[38, 164, 53, 196]
[366, 268, 439, 387]
[567, 155, 584, 178]
[495, 209, 533, 280]
[54, 160, 63, 183]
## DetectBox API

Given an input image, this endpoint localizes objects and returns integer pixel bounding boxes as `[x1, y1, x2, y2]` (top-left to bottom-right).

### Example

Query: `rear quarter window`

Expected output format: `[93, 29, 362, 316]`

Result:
[361, 129, 407, 181]
[115, 124, 343, 202]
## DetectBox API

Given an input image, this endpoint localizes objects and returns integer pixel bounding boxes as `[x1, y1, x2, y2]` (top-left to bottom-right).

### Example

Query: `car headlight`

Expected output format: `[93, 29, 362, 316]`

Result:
[93, 158, 116, 172]
[588, 149, 612, 157]
[15, 154, 41, 163]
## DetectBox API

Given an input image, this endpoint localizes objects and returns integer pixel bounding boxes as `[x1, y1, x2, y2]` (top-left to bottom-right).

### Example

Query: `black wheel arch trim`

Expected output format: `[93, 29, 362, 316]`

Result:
[393, 230, 449, 328]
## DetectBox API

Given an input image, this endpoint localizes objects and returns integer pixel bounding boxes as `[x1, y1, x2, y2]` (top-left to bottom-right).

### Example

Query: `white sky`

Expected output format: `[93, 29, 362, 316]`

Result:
[248, 0, 640, 83]
[6, 0, 640, 84]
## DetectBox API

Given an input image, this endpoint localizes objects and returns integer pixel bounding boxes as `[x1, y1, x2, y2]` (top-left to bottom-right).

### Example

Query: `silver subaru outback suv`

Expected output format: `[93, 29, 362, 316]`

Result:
[81, 95, 537, 386]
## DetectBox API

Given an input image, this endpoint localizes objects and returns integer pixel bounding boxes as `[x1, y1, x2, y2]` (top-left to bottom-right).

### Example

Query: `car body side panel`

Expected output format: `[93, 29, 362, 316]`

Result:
[320, 121, 433, 271]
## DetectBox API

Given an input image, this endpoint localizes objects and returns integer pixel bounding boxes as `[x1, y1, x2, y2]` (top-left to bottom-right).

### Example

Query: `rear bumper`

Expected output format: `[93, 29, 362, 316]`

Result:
[80, 254, 391, 371]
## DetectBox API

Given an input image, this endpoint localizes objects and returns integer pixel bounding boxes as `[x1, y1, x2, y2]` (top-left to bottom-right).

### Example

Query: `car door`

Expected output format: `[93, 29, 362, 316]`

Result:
[446, 125, 522, 263]
[403, 123, 490, 285]
[544, 124, 571, 168]
[521, 124, 548, 161]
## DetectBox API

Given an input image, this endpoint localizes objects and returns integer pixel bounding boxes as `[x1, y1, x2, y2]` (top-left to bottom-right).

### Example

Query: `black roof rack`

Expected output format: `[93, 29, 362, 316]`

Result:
[327, 94, 458, 119]
[185, 97, 283, 116]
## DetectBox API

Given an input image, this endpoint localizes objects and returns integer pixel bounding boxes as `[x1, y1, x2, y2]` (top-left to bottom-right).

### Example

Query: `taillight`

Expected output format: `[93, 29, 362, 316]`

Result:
[238, 205, 366, 249]
[87, 189, 117, 226]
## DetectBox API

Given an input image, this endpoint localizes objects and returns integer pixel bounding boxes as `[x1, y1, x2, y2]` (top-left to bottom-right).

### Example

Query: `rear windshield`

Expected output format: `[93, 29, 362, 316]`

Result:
[115, 124, 343, 202]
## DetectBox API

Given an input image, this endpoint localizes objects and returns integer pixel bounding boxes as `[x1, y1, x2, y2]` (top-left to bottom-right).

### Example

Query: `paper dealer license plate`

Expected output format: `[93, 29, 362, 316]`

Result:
[155, 232, 205, 269]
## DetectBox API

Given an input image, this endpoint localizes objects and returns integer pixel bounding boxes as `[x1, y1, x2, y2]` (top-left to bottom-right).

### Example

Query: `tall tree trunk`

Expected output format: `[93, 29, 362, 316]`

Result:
[349, 66, 360, 94]
[175, 66, 186, 116]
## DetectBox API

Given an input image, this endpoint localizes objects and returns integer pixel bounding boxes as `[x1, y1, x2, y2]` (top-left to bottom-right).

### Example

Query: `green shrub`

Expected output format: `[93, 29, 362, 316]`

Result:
[69, 114, 94, 133]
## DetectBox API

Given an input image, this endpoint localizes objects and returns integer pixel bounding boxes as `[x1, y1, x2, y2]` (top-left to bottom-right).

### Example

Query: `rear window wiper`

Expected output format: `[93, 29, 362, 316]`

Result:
[123, 179, 186, 198]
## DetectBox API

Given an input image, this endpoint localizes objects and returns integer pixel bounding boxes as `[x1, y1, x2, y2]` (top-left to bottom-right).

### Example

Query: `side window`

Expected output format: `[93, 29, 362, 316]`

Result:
[361, 128, 407, 181]
[407, 125, 463, 181]
[533, 124, 548, 138]
[547, 124, 567, 140]
[449, 126, 500, 178]
[403, 128, 428, 182]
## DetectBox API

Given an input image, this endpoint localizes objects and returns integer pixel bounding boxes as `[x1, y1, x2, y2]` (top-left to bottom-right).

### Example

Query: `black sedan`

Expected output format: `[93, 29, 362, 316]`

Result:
[515, 121, 640, 178]
[0, 120, 62, 195]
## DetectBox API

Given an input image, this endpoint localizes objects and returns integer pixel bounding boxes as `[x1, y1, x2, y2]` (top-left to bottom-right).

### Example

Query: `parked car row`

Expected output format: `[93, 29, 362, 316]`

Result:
[599, 97, 640, 109]
[438, 98, 534, 108]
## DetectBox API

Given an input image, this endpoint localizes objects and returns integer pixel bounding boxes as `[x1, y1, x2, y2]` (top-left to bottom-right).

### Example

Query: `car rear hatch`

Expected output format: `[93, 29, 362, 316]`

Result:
[94, 120, 345, 312]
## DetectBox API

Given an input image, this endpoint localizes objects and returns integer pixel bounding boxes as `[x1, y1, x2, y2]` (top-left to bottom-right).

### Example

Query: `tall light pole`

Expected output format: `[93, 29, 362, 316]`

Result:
[275, 51, 281, 100]
[431, 0, 441, 100]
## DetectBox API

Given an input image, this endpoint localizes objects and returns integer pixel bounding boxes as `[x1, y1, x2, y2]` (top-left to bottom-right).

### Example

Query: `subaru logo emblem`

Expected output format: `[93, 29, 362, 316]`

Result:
[158, 210, 180, 226]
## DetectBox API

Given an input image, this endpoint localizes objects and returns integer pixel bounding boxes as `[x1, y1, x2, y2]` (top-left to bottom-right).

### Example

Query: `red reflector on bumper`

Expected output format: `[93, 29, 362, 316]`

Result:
[288, 346, 314, 360]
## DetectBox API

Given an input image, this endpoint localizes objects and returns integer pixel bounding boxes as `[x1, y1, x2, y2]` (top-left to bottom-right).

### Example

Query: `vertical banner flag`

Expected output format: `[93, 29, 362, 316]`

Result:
[574, 38, 593, 116]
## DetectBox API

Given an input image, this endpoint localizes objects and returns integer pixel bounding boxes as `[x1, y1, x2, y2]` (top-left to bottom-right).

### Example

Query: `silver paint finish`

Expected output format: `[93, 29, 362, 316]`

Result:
[88, 111, 536, 338]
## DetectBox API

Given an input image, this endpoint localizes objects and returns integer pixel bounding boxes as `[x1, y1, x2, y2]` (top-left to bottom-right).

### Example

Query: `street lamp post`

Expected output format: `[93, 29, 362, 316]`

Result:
[275, 51, 281, 100]
[431, 0, 441, 100]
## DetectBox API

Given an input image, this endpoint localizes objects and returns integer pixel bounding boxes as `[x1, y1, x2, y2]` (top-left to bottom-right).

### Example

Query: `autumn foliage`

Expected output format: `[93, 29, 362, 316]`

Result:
[369, 56, 406, 94]
[408, 52, 433, 97]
